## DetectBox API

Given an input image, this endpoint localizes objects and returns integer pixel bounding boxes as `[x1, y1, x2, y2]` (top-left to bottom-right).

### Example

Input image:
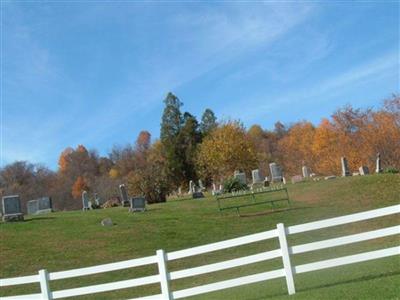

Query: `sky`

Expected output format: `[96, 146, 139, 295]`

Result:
[1, 1, 399, 170]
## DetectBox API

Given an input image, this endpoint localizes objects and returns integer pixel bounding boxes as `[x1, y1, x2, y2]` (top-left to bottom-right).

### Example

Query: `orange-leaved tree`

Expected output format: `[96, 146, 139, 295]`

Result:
[278, 121, 316, 176]
[71, 176, 88, 199]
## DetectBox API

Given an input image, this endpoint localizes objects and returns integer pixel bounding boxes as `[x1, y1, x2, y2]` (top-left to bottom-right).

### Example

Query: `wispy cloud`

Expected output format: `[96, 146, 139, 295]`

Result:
[227, 50, 399, 122]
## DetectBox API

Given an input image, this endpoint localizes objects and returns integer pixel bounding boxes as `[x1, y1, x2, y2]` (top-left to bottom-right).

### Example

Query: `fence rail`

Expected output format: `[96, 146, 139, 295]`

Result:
[1, 204, 399, 300]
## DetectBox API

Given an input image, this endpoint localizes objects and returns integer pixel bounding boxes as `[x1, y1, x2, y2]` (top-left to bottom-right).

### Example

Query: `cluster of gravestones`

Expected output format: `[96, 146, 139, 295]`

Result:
[80, 184, 147, 212]
[119, 184, 146, 212]
[81, 184, 147, 213]
[0, 195, 53, 222]
[341, 153, 383, 177]
[187, 180, 206, 199]
[81, 191, 102, 211]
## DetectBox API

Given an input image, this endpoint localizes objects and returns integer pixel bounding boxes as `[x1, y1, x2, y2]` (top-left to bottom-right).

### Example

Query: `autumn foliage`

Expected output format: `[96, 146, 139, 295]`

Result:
[197, 121, 258, 181]
[1, 94, 398, 211]
[71, 176, 88, 199]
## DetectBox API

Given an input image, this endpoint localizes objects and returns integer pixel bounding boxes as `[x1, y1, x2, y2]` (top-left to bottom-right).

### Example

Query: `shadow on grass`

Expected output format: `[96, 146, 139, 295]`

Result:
[245, 270, 400, 300]
[296, 270, 400, 294]
[239, 206, 314, 218]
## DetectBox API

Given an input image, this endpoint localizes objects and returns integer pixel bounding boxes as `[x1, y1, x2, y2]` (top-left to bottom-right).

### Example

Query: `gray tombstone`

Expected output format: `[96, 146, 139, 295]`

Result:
[359, 166, 370, 176]
[302, 166, 311, 178]
[27, 197, 52, 215]
[234, 170, 247, 185]
[2, 195, 24, 222]
[269, 163, 283, 183]
[119, 184, 130, 207]
[192, 191, 205, 199]
[27, 200, 39, 215]
[376, 153, 383, 173]
[38, 197, 52, 213]
[251, 169, 262, 184]
[341, 157, 351, 177]
[82, 191, 90, 211]
[129, 197, 146, 212]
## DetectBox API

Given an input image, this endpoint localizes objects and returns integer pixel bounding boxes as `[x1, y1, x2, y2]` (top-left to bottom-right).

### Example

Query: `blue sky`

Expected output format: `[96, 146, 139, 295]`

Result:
[1, 1, 399, 169]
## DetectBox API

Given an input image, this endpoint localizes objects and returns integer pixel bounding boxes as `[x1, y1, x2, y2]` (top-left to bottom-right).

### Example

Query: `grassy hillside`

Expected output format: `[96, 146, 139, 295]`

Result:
[1, 174, 399, 299]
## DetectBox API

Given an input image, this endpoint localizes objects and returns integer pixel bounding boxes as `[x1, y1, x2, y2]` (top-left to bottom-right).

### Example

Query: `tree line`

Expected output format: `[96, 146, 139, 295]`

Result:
[0, 93, 398, 211]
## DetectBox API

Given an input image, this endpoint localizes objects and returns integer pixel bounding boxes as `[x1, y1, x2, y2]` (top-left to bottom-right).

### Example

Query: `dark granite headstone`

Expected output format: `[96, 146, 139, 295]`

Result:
[192, 192, 205, 199]
[2, 195, 24, 222]
[129, 197, 146, 212]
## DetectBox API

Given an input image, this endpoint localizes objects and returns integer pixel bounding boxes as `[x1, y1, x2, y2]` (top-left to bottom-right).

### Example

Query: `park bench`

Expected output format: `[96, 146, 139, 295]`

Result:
[215, 185, 290, 216]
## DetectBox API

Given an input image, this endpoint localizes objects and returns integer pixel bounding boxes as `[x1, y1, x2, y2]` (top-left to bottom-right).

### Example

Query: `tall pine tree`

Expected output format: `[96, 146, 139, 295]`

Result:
[200, 108, 217, 137]
[160, 92, 184, 188]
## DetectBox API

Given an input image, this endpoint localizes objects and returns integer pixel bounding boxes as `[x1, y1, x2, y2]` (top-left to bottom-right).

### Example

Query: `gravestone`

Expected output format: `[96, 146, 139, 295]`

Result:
[269, 163, 283, 183]
[129, 197, 146, 212]
[198, 179, 205, 191]
[82, 191, 90, 211]
[27, 200, 39, 215]
[27, 197, 52, 215]
[192, 191, 205, 199]
[291, 175, 304, 184]
[2, 195, 24, 222]
[341, 157, 351, 177]
[324, 175, 336, 180]
[189, 180, 195, 194]
[359, 166, 369, 176]
[234, 171, 247, 185]
[251, 169, 262, 184]
[38, 197, 52, 212]
[94, 193, 101, 207]
[119, 184, 130, 207]
[302, 166, 311, 178]
[282, 177, 287, 185]
[375, 153, 383, 173]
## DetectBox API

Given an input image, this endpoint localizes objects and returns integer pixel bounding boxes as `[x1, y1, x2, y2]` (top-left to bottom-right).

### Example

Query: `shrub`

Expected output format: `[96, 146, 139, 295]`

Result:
[384, 167, 399, 174]
[223, 176, 248, 193]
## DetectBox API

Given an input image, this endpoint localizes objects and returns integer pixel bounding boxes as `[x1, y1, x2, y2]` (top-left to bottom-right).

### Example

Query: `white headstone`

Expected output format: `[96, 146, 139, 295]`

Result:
[302, 166, 310, 178]
[359, 166, 370, 176]
[375, 153, 383, 173]
[341, 157, 351, 177]
[189, 180, 194, 194]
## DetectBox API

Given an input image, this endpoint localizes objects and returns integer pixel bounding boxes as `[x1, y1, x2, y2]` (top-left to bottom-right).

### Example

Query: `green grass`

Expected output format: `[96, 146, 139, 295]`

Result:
[1, 174, 399, 299]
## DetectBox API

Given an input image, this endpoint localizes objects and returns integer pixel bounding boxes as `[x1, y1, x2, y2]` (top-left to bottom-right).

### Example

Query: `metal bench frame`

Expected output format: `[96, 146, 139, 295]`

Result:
[216, 188, 290, 216]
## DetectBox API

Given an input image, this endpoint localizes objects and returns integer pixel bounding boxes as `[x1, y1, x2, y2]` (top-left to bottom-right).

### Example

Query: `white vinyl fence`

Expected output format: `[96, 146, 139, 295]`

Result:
[1, 204, 399, 300]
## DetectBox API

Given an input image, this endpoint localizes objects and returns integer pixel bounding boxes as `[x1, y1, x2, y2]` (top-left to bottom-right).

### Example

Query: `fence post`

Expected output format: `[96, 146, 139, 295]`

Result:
[38, 269, 52, 300]
[277, 223, 296, 295]
[157, 249, 172, 300]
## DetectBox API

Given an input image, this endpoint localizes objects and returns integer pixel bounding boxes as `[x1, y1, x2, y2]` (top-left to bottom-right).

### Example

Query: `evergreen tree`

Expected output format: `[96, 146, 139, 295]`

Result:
[178, 112, 202, 182]
[160, 92, 184, 188]
[200, 108, 217, 136]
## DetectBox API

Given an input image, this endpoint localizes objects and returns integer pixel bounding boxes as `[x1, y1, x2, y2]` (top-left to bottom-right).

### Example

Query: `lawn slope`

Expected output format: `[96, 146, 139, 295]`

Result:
[1, 174, 399, 299]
